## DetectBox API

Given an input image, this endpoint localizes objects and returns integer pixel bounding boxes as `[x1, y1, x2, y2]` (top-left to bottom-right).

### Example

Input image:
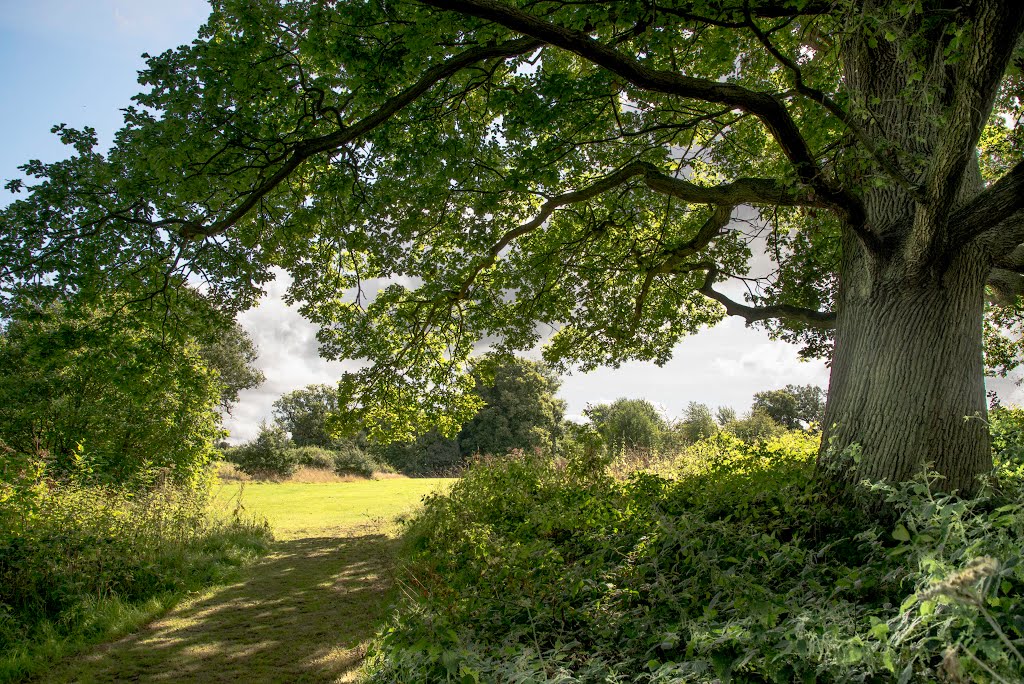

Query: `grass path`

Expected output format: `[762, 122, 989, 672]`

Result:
[39, 478, 452, 684]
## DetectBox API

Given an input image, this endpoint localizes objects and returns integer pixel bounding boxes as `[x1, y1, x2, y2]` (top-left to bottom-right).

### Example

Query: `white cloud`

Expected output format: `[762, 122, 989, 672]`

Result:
[558, 318, 831, 420]
[221, 273, 358, 443]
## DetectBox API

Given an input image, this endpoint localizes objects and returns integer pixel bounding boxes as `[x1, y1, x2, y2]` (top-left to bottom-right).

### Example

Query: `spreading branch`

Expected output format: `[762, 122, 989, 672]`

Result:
[955, 160, 1024, 253]
[418, 0, 866, 228]
[698, 266, 836, 329]
[741, 3, 924, 200]
[633, 205, 735, 326]
[924, 2, 1024, 210]
[452, 161, 831, 300]
[156, 37, 544, 239]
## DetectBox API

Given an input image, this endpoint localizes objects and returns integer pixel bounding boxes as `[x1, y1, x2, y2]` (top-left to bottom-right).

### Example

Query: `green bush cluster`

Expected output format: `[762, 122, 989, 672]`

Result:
[371, 431, 465, 476]
[991, 405, 1024, 484]
[0, 454, 271, 681]
[230, 424, 296, 478]
[228, 425, 385, 479]
[366, 432, 1024, 683]
[286, 445, 336, 470]
[331, 442, 385, 478]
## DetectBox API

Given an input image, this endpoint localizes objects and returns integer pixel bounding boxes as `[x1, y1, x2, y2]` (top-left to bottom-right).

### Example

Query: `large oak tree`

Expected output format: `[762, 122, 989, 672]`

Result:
[2, 0, 1023, 494]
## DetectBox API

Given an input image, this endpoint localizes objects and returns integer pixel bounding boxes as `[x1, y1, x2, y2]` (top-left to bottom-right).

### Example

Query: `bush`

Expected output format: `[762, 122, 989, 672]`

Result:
[232, 424, 295, 478]
[285, 445, 336, 470]
[365, 431, 1024, 683]
[372, 431, 463, 476]
[0, 304, 224, 488]
[991, 405, 1024, 484]
[723, 407, 786, 443]
[332, 442, 382, 478]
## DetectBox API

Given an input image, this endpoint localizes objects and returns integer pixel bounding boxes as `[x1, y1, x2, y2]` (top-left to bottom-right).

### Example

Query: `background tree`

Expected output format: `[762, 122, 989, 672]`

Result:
[199, 321, 265, 413]
[272, 384, 343, 448]
[0, 303, 224, 485]
[3, 0, 1023, 496]
[724, 409, 786, 444]
[680, 401, 719, 443]
[752, 384, 826, 429]
[715, 406, 738, 427]
[457, 355, 565, 457]
[231, 422, 295, 478]
[751, 389, 800, 430]
[585, 398, 666, 453]
[788, 384, 826, 428]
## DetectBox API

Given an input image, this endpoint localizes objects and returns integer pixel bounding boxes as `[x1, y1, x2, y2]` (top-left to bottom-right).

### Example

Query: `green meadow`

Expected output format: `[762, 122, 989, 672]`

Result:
[212, 477, 455, 539]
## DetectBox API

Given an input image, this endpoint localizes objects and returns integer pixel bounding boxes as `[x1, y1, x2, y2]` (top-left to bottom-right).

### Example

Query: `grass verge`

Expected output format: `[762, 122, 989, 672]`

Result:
[0, 484, 272, 684]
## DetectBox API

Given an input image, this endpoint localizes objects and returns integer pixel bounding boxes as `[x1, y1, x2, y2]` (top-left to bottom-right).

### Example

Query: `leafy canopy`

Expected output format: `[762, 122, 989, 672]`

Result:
[1, 0, 1022, 436]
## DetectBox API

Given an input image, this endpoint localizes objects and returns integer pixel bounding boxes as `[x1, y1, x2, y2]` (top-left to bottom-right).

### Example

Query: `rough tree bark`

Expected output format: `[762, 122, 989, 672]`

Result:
[821, 233, 991, 492]
[817, 0, 1023, 492]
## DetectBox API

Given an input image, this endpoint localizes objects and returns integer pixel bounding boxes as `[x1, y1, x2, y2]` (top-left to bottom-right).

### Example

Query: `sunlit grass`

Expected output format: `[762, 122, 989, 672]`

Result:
[212, 477, 455, 539]
[35, 477, 454, 683]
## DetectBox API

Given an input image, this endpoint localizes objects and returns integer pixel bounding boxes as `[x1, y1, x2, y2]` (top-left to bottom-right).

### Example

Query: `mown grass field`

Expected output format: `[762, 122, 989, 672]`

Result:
[35, 476, 454, 684]
[212, 477, 455, 539]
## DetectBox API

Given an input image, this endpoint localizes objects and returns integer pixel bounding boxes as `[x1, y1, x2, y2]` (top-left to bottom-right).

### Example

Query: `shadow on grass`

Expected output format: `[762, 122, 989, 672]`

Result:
[40, 529, 399, 683]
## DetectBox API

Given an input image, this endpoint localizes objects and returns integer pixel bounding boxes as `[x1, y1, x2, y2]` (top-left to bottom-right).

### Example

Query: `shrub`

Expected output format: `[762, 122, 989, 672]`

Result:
[0, 304, 224, 488]
[0, 472, 271, 681]
[723, 407, 786, 443]
[372, 431, 463, 476]
[332, 442, 382, 478]
[365, 431, 1024, 683]
[232, 424, 295, 478]
[672, 430, 819, 517]
[991, 405, 1024, 485]
[285, 445, 336, 470]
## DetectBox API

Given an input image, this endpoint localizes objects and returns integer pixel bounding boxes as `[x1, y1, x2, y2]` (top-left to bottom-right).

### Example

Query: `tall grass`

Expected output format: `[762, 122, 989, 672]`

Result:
[0, 473, 271, 682]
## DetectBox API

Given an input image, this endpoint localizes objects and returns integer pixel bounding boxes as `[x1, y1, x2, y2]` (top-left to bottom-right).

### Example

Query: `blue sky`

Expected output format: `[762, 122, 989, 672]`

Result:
[1, 1, 1018, 442]
[0, 1, 209, 181]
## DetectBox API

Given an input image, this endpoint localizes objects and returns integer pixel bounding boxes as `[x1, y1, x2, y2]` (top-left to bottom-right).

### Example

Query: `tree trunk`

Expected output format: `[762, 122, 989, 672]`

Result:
[819, 233, 991, 494]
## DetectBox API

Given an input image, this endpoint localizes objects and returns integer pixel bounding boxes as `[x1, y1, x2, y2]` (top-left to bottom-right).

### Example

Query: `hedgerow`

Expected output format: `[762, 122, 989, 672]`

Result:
[366, 431, 1024, 683]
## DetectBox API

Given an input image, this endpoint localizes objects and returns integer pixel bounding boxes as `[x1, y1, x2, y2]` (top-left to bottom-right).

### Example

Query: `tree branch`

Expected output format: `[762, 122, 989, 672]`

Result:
[654, 0, 834, 28]
[161, 37, 543, 239]
[955, 160, 1024, 252]
[741, 3, 924, 200]
[452, 161, 831, 301]
[640, 162, 827, 207]
[633, 205, 734, 326]
[925, 1, 1024, 210]
[698, 265, 836, 329]
[417, 0, 866, 225]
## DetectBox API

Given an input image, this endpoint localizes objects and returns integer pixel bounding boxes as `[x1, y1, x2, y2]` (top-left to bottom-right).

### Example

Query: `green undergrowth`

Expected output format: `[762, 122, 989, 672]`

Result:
[366, 431, 1024, 683]
[0, 472, 272, 683]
